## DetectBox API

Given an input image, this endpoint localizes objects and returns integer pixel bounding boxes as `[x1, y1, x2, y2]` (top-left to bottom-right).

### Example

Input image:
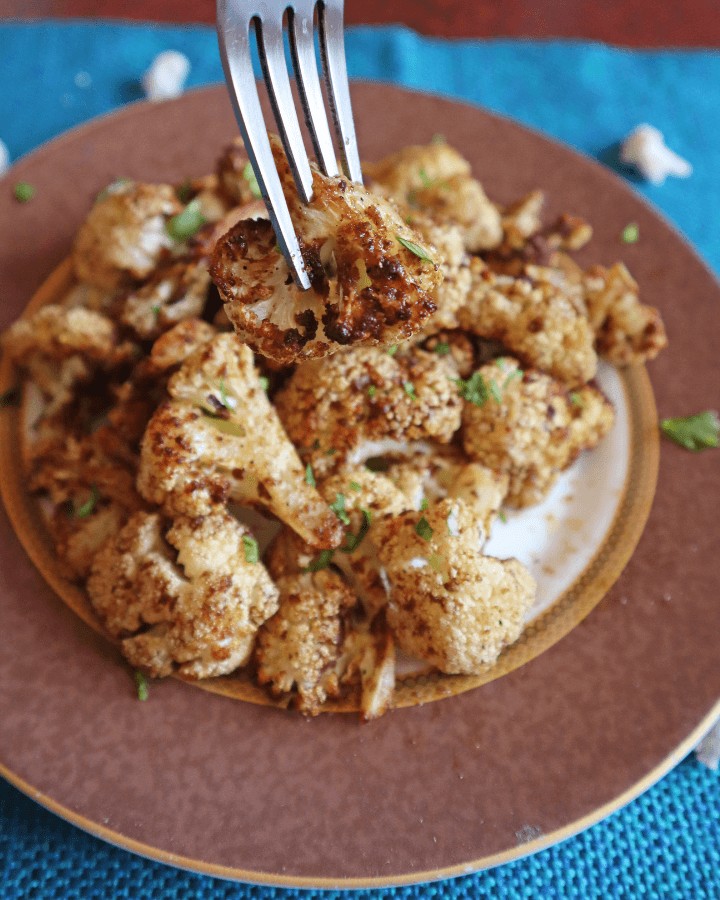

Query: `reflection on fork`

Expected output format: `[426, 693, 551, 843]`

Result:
[216, 0, 362, 290]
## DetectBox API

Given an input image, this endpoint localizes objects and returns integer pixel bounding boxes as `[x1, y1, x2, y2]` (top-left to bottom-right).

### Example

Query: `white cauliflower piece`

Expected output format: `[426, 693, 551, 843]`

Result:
[73, 182, 181, 290]
[254, 569, 356, 715]
[375, 499, 536, 674]
[121, 258, 211, 339]
[274, 345, 463, 479]
[87, 510, 279, 679]
[457, 259, 597, 387]
[367, 142, 503, 252]
[461, 358, 614, 507]
[138, 333, 344, 548]
[141, 50, 191, 101]
[210, 135, 442, 363]
[620, 124, 692, 185]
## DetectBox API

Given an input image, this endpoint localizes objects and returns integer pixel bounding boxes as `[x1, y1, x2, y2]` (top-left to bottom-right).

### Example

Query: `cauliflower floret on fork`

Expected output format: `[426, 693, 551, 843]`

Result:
[274, 344, 463, 479]
[374, 498, 536, 674]
[137, 333, 344, 549]
[87, 510, 279, 679]
[210, 135, 443, 364]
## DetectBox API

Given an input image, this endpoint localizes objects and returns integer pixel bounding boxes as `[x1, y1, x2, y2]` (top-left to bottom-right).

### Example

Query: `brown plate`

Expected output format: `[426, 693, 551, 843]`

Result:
[0, 84, 718, 888]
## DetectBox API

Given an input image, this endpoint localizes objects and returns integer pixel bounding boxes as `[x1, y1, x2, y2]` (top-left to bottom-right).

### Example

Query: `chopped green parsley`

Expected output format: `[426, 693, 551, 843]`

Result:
[403, 380, 417, 401]
[329, 492, 351, 525]
[176, 179, 193, 203]
[13, 182, 36, 203]
[342, 509, 372, 553]
[386, 345, 399, 356]
[242, 161, 262, 199]
[367, 385, 377, 398]
[498, 510, 507, 524]
[621, 222, 640, 244]
[418, 167, 432, 187]
[305, 463, 316, 487]
[420, 497, 429, 511]
[434, 342, 451, 356]
[304, 549, 335, 572]
[150, 304, 161, 320]
[660, 411, 719, 451]
[454, 372, 492, 407]
[569, 391, 584, 408]
[134, 670, 149, 701]
[349, 481, 362, 492]
[415, 516, 433, 541]
[396, 234, 434, 264]
[242, 534, 260, 564]
[166, 198, 206, 241]
[70, 485, 99, 519]
[258, 376, 269, 392]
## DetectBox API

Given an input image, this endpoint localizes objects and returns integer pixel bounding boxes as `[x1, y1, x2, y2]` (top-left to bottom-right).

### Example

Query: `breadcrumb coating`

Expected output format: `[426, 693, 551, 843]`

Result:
[211, 136, 442, 363]
[375, 498, 536, 673]
[137, 333, 343, 548]
[461, 358, 614, 507]
[366, 143, 502, 252]
[121, 258, 211, 340]
[457, 260, 597, 387]
[255, 570, 356, 715]
[274, 345, 463, 478]
[87, 509, 279, 678]
[582, 263, 667, 364]
[73, 182, 181, 290]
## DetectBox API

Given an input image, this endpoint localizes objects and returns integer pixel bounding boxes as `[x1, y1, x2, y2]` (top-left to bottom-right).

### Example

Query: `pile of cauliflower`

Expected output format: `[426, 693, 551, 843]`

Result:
[2, 136, 667, 718]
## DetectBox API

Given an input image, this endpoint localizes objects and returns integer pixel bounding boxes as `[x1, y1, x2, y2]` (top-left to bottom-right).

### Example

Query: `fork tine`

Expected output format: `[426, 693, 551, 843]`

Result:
[288, 1, 339, 177]
[255, 12, 314, 203]
[216, 2, 311, 290]
[318, 0, 362, 183]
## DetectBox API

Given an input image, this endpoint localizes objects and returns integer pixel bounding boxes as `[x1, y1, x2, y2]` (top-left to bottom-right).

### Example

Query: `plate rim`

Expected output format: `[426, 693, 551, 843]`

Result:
[1, 81, 718, 889]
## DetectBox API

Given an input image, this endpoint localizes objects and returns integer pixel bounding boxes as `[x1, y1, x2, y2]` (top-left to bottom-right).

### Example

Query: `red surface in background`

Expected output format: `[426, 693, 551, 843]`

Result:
[2, 0, 719, 46]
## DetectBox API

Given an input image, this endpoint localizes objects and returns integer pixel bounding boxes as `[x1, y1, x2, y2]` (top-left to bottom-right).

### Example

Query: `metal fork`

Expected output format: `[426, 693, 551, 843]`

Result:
[217, 0, 362, 290]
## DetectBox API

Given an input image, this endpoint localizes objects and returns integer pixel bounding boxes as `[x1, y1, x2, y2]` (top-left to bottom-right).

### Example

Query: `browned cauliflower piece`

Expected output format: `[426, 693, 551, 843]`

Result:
[366, 142, 503, 251]
[274, 345, 463, 479]
[137, 333, 343, 548]
[254, 569, 356, 715]
[374, 498, 535, 673]
[409, 217, 473, 331]
[210, 136, 442, 364]
[500, 190, 546, 251]
[121, 259, 211, 340]
[460, 358, 614, 507]
[87, 509, 279, 679]
[582, 263, 667, 364]
[386, 450, 509, 542]
[143, 318, 217, 376]
[73, 182, 181, 290]
[457, 260, 597, 387]
[215, 137, 261, 205]
[3, 304, 137, 414]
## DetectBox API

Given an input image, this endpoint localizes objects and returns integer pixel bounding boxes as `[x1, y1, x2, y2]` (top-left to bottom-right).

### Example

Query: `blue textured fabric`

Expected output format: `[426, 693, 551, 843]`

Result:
[0, 21, 718, 899]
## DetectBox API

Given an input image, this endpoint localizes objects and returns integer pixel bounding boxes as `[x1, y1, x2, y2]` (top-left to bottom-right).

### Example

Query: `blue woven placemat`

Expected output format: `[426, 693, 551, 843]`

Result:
[0, 21, 718, 899]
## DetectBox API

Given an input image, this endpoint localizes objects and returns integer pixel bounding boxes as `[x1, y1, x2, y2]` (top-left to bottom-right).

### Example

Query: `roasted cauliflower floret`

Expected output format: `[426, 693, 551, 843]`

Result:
[143, 318, 217, 376]
[255, 569, 356, 715]
[87, 510, 279, 679]
[216, 137, 261, 205]
[366, 142, 503, 251]
[582, 263, 667, 364]
[3, 304, 137, 413]
[73, 182, 181, 290]
[374, 499, 535, 673]
[137, 333, 343, 548]
[457, 260, 597, 387]
[461, 358, 614, 507]
[274, 345, 463, 478]
[210, 136, 442, 363]
[121, 258, 211, 339]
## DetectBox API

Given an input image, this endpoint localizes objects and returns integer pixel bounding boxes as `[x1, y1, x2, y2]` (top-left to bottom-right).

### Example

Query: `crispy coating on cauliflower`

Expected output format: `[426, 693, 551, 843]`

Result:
[88, 510, 279, 678]
[255, 569, 356, 715]
[461, 358, 614, 507]
[274, 345, 463, 478]
[210, 135, 442, 363]
[457, 260, 597, 387]
[582, 263, 667, 364]
[216, 138, 261, 206]
[73, 182, 181, 290]
[143, 318, 217, 376]
[138, 333, 343, 548]
[374, 499, 535, 673]
[367, 142, 503, 252]
[3, 304, 137, 414]
[121, 258, 211, 340]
